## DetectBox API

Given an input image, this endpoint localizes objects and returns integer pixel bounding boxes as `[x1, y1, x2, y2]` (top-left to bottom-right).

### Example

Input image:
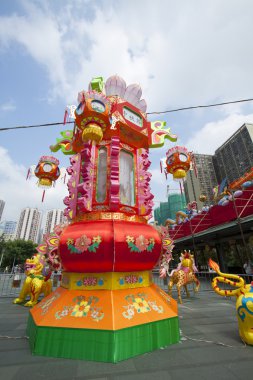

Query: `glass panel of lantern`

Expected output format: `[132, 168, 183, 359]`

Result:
[96, 147, 108, 203]
[119, 150, 135, 206]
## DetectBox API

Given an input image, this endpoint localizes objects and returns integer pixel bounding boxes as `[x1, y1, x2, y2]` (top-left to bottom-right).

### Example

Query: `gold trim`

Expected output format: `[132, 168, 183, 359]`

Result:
[74, 211, 147, 223]
[61, 271, 153, 290]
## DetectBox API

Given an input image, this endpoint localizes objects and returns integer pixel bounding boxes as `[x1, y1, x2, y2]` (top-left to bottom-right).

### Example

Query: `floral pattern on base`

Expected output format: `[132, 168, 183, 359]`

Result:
[76, 276, 105, 287]
[122, 293, 164, 320]
[118, 274, 143, 286]
[38, 292, 61, 315]
[55, 295, 104, 322]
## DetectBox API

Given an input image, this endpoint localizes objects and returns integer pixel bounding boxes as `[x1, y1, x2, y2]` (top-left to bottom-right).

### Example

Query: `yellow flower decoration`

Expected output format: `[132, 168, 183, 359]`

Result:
[67, 238, 74, 245]
[126, 236, 135, 243]
[132, 297, 150, 313]
[71, 301, 90, 317]
[92, 236, 102, 243]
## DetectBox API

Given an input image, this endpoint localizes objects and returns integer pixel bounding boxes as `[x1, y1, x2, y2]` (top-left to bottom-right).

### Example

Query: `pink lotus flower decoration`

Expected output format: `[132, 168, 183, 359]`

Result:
[75, 235, 92, 252]
[135, 235, 149, 252]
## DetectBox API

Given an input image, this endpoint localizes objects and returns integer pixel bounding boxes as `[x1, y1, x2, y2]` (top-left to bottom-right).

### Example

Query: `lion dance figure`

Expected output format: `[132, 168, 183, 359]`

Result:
[168, 250, 200, 303]
[13, 254, 52, 307]
[209, 258, 253, 345]
[13, 226, 63, 307]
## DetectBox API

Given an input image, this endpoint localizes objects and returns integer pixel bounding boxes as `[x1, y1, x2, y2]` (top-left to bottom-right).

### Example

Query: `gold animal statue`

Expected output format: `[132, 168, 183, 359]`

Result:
[168, 250, 200, 303]
[209, 258, 253, 345]
[13, 254, 52, 307]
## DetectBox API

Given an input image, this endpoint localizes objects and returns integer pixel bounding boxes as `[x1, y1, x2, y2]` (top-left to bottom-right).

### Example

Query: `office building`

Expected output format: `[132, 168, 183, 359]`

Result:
[184, 168, 202, 209]
[154, 193, 186, 225]
[184, 154, 217, 206]
[213, 123, 253, 184]
[0, 200, 5, 221]
[15, 208, 42, 244]
[44, 209, 64, 235]
[0, 221, 17, 241]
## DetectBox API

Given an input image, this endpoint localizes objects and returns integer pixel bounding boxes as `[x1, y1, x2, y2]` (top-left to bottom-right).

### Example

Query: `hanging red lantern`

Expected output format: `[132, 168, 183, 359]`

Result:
[165, 146, 191, 182]
[34, 156, 60, 188]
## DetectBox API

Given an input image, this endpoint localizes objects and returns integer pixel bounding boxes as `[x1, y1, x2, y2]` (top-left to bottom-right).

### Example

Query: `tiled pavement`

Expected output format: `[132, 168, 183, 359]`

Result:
[0, 291, 252, 380]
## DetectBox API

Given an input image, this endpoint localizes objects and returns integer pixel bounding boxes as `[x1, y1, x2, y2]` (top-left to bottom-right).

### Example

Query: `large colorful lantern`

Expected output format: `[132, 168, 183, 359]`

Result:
[165, 146, 192, 182]
[26, 75, 180, 363]
[34, 156, 60, 188]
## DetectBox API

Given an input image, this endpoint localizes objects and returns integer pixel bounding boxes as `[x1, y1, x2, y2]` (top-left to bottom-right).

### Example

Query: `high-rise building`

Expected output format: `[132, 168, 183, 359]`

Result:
[15, 208, 42, 243]
[0, 221, 17, 241]
[184, 169, 202, 208]
[44, 209, 64, 235]
[213, 123, 253, 184]
[154, 193, 186, 225]
[0, 200, 5, 221]
[194, 154, 217, 202]
[167, 193, 186, 220]
[184, 154, 217, 205]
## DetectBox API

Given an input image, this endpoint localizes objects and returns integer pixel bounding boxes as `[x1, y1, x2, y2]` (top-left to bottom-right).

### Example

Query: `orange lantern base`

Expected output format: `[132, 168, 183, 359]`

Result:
[27, 277, 179, 362]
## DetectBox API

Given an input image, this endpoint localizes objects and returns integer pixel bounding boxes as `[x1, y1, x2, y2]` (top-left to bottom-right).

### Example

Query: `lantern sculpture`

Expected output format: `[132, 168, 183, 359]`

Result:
[26, 75, 180, 363]
[34, 156, 60, 188]
[165, 146, 192, 182]
[30, 155, 61, 202]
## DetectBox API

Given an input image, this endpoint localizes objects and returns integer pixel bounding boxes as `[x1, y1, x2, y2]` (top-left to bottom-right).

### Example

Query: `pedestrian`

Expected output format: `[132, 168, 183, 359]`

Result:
[243, 259, 253, 283]
[243, 260, 253, 275]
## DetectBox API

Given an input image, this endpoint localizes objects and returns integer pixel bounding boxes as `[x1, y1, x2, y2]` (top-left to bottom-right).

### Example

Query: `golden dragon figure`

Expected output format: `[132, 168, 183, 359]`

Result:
[209, 258, 253, 345]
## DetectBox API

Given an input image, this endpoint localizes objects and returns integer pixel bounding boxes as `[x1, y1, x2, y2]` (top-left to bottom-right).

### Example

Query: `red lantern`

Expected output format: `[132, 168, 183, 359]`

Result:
[165, 146, 191, 182]
[34, 156, 60, 188]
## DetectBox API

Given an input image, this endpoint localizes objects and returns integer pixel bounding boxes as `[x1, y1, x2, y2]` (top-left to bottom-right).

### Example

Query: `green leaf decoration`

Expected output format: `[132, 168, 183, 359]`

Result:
[68, 244, 81, 253]
[146, 243, 154, 252]
[128, 242, 140, 252]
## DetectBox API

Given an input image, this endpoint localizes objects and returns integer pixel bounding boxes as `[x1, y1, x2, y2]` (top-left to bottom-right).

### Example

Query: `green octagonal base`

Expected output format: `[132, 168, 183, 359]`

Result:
[27, 313, 179, 363]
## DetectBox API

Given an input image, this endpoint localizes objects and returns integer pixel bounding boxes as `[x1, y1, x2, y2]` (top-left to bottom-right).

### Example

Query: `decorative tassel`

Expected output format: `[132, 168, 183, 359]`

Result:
[64, 173, 66, 184]
[63, 109, 68, 125]
[160, 160, 163, 173]
[42, 190, 45, 202]
[26, 168, 30, 180]
[180, 182, 183, 195]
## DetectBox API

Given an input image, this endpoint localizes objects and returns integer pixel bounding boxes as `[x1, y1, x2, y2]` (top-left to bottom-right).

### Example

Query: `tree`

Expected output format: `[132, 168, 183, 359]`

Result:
[0, 239, 38, 270]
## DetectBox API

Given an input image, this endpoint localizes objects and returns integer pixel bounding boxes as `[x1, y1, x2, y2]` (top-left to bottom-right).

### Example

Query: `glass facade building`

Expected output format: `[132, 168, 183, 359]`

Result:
[213, 123, 253, 184]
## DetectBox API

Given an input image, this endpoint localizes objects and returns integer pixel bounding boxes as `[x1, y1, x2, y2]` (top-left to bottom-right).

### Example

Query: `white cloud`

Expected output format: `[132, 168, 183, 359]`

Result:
[0, 146, 68, 222]
[185, 113, 253, 154]
[1, 0, 253, 111]
[0, 100, 16, 112]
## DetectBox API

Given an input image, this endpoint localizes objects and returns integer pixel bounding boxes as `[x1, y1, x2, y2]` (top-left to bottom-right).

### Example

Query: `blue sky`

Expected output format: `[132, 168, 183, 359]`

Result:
[1, 0, 253, 221]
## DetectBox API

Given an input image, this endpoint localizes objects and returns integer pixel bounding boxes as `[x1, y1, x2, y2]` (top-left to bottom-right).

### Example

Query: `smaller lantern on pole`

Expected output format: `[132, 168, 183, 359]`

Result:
[165, 146, 192, 183]
[34, 156, 60, 201]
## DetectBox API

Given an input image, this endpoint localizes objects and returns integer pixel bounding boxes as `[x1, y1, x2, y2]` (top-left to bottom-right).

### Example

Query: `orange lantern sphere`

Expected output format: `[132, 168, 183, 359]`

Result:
[165, 146, 191, 182]
[34, 156, 60, 188]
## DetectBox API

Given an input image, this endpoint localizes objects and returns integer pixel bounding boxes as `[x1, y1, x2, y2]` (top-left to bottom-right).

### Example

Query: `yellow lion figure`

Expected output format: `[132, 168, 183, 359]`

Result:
[13, 254, 52, 307]
[209, 258, 253, 345]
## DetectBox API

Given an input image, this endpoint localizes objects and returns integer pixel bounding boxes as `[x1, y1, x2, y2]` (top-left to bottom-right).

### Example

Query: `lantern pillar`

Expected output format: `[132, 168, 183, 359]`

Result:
[26, 76, 180, 362]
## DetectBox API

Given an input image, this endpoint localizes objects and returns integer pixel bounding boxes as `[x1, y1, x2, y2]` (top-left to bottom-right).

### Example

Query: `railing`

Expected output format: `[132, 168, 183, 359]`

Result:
[152, 269, 253, 293]
[0, 270, 252, 298]
[0, 272, 61, 298]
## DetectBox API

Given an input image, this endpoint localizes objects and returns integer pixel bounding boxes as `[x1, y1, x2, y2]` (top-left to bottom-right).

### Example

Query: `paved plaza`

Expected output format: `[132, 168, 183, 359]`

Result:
[0, 290, 252, 380]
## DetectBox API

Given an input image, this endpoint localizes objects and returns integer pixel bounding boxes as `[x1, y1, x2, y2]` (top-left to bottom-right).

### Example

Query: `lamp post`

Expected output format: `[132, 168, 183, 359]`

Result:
[0, 248, 4, 268]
